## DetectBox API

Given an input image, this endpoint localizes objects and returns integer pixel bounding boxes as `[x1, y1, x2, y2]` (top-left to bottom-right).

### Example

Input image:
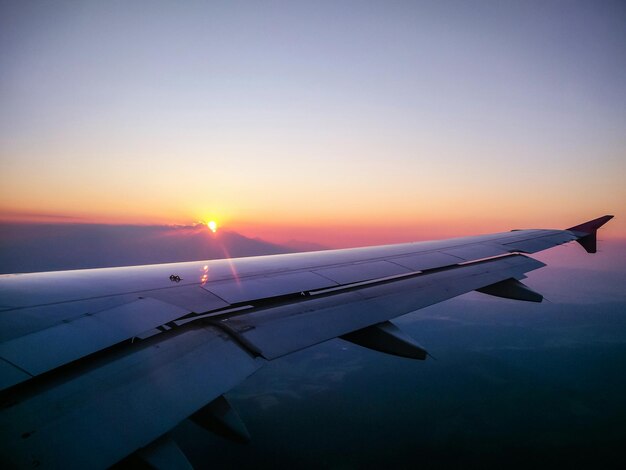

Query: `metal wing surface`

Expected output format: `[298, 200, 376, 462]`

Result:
[0, 216, 613, 468]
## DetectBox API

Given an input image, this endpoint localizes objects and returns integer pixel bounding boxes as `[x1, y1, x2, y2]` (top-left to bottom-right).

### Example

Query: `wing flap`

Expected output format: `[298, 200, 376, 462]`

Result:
[0, 326, 263, 468]
[223, 255, 544, 359]
[0, 298, 188, 376]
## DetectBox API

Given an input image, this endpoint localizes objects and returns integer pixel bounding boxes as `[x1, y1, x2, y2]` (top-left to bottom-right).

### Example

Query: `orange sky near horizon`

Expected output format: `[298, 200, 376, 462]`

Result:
[0, 206, 622, 249]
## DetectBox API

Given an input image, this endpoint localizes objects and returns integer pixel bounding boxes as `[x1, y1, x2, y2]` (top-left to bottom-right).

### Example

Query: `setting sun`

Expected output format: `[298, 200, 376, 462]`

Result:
[207, 220, 217, 233]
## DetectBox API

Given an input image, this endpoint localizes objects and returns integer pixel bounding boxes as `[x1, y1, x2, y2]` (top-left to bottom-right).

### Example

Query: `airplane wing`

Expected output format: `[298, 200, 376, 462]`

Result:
[0, 215, 613, 468]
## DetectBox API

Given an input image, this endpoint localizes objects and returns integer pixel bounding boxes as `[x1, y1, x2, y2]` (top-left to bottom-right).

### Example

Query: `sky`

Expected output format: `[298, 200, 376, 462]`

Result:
[2, 4, 624, 464]
[1, 0, 625, 246]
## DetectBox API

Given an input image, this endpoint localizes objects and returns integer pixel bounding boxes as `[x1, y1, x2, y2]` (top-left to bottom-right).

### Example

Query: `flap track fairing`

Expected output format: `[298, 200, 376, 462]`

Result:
[137, 435, 193, 470]
[476, 278, 543, 302]
[340, 321, 428, 360]
[190, 394, 251, 443]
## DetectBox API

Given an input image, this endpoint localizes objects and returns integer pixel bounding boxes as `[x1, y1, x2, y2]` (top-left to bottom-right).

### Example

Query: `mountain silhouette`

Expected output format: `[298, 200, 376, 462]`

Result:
[0, 223, 316, 274]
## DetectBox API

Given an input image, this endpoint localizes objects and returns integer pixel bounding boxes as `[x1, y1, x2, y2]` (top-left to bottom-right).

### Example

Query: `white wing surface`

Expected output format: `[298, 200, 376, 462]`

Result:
[0, 215, 613, 468]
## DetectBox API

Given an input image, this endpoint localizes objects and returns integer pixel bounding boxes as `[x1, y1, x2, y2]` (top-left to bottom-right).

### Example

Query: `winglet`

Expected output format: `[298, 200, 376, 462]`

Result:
[566, 215, 614, 253]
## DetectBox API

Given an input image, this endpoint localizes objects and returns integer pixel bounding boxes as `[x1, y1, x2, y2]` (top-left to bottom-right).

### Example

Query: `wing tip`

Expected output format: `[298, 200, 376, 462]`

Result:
[567, 215, 614, 235]
[567, 215, 614, 254]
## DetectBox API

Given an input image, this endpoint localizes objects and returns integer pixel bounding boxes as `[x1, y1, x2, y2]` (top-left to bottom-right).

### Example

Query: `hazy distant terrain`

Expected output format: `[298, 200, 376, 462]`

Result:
[0, 223, 325, 273]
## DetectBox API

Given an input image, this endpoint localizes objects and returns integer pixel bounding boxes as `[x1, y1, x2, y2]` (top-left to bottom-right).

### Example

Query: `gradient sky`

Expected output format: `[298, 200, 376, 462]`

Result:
[1, 0, 624, 246]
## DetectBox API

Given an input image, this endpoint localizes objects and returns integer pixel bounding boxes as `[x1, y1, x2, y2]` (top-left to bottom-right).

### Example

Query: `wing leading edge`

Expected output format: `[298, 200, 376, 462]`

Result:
[0, 215, 613, 467]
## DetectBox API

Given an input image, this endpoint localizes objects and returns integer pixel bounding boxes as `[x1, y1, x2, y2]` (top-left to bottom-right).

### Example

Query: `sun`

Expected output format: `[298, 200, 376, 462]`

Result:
[207, 220, 217, 233]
